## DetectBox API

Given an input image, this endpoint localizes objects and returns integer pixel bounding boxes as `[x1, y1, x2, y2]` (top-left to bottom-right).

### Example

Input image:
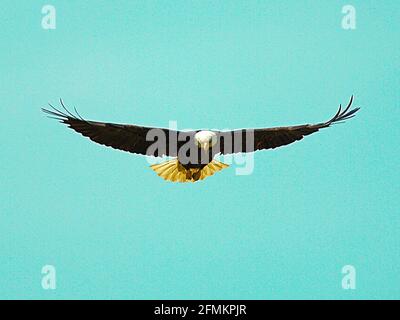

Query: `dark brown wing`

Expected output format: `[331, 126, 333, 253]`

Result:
[42, 100, 191, 157]
[216, 96, 360, 154]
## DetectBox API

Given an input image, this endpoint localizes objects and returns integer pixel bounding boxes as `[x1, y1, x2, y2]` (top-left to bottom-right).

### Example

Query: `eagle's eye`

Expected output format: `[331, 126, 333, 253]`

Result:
[209, 135, 217, 147]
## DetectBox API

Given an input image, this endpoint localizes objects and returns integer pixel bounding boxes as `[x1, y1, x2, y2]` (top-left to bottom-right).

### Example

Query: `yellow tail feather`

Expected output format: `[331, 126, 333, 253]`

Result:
[150, 159, 229, 183]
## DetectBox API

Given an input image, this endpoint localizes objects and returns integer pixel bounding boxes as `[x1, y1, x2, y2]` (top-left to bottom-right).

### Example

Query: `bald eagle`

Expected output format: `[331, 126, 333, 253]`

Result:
[42, 96, 359, 183]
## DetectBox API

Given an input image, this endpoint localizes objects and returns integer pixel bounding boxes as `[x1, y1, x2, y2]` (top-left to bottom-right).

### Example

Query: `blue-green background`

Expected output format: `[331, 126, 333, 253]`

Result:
[1, 1, 399, 299]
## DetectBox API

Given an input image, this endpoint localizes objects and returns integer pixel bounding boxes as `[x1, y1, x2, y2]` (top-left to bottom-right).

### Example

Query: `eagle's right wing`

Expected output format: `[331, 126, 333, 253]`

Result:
[42, 100, 190, 157]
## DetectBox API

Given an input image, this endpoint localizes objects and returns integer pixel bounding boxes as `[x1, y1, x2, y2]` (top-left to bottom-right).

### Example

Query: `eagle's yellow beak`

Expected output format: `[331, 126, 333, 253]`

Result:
[202, 142, 210, 151]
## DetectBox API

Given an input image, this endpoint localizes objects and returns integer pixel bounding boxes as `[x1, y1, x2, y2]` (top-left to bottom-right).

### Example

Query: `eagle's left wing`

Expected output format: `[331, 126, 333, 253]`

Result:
[216, 96, 360, 154]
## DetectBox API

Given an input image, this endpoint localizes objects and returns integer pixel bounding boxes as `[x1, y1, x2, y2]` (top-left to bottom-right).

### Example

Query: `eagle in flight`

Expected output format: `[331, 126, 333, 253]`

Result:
[42, 96, 359, 183]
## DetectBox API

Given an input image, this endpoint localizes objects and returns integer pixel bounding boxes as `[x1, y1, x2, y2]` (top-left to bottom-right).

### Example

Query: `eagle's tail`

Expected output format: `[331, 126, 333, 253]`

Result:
[150, 159, 229, 183]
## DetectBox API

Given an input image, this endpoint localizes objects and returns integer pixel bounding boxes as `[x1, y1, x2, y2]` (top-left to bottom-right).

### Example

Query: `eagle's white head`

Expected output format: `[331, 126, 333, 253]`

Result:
[194, 130, 217, 151]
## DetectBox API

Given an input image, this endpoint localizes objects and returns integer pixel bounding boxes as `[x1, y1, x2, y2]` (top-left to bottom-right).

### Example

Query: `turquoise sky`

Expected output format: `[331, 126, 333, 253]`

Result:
[1, 1, 399, 299]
